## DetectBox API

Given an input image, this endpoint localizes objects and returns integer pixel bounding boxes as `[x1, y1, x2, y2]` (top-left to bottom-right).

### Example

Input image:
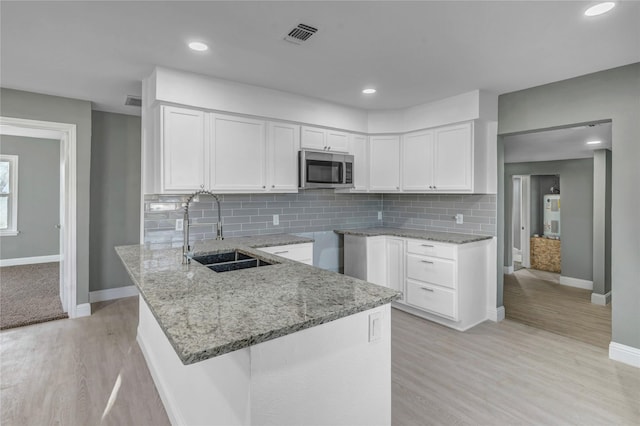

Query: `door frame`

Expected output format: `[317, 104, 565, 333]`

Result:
[512, 175, 531, 269]
[0, 116, 78, 317]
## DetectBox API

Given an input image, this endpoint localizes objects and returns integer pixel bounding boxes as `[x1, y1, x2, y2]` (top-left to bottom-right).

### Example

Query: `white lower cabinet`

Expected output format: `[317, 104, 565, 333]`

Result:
[344, 234, 490, 331]
[258, 243, 313, 266]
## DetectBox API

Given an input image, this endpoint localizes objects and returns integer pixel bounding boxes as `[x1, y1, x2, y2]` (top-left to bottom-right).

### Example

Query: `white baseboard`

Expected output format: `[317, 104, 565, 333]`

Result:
[609, 342, 640, 368]
[74, 303, 91, 318]
[559, 276, 593, 290]
[503, 266, 514, 274]
[487, 306, 505, 322]
[591, 291, 611, 305]
[90, 285, 138, 303]
[0, 254, 60, 267]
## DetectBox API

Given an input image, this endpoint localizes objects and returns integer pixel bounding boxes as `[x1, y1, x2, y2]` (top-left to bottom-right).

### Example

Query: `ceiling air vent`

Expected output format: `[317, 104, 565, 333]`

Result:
[284, 23, 318, 45]
[125, 95, 142, 107]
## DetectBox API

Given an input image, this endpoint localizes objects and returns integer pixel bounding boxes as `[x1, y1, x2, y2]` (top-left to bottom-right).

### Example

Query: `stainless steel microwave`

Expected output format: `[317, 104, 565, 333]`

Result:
[299, 149, 354, 189]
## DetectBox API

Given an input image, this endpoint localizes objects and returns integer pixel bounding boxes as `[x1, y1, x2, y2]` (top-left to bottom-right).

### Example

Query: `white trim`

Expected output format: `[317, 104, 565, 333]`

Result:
[559, 275, 593, 290]
[609, 342, 640, 368]
[591, 291, 611, 305]
[487, 306, 505, 322]
[503, 266, 514, 274]
[75, 303, 91, 318]
[0, 254, 60, 267]
[0, 154, 19, 235]
[0, 117, 78, 319]
[89, 285, 139, 303]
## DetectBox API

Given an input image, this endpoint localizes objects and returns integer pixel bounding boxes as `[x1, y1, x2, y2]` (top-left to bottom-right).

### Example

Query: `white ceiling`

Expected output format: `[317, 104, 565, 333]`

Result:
[503, 122, 612, 163]
[1, 1, 639, 116]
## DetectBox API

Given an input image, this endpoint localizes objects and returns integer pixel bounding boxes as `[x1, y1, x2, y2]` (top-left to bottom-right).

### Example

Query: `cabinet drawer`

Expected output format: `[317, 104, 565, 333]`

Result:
[406, 239, 456, 260]
[406, 254, 455, 289]
[259, 243, 313, 264]
[406, 280, 457, 319]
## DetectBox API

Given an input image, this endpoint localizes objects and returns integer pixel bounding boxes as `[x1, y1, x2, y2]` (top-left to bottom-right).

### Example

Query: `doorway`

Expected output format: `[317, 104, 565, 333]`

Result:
[502, 122, 612, 348]
[0, 116, 78, 318]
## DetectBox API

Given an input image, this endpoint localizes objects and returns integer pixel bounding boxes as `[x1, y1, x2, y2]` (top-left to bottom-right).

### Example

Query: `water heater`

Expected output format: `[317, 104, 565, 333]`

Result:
[543, 194, 561, 238]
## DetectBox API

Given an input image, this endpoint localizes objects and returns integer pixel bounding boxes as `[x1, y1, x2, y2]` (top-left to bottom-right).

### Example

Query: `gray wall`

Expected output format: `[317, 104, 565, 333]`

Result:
[89, 111, 141, 292]
[0, 88, 92, 304]
[498, 62, 640, 349]
[0, 135, 60, 259]
[505, 159, 594, 281]
[593, 150, 612, 295]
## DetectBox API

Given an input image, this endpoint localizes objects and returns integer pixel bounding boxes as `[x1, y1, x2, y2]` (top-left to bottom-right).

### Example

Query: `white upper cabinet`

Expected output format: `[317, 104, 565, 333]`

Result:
[267, 122, 300, 192]
[433, 122, 473, 191]
[161, 105, 206, 192]
[210, 114, 266, 191]
[401, 130, 434, 191]
[369, 135, 400, 191]
[350, 134, 369, 192]
[301, 126, 349, 152]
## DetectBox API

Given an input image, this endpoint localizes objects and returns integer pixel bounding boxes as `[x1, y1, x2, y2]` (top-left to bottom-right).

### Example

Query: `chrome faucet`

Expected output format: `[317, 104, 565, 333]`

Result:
[182, 189, 223, 264]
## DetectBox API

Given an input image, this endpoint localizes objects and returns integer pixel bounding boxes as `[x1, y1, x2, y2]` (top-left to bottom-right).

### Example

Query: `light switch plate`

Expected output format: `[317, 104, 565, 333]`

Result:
[378, 211, 383, 220]
[175, 218, 184, 231]
[369, 312, 382, 342]
[273, 214, 279, 226]
[455, 214, 464, 224]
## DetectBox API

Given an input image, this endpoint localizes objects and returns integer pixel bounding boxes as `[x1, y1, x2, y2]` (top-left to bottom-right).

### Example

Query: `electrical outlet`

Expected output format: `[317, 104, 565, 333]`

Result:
[273, 214, 279, 226]
[175, 218, 184, 231]
[455, 214, 463, 224]
[378, 211, 383, 220]
[369, 312, 382, 342]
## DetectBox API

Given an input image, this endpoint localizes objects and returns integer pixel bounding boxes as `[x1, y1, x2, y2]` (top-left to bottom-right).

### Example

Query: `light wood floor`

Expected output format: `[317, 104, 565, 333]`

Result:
[2, 297, 638, 426]
[504, 268, 612, 349]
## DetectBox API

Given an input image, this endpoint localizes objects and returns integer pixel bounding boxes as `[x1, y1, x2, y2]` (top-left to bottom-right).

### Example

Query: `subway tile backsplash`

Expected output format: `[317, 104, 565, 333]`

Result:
[382, 193, 497, 236]
[143, 189, 383, 245]
[143, 190, 496, 245]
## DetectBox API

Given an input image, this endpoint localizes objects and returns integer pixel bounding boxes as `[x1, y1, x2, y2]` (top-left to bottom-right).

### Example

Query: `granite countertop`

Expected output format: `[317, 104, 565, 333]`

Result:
[334, 227, 493, 244]
[116, 234, 400, 365]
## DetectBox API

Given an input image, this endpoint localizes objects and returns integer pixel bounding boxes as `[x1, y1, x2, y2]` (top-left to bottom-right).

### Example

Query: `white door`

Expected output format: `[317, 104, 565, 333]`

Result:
[520, 175, 531, 268]
[433, 123, 472, 191]
[267, 122, 299, 192]
[350, 134, 369, 191]
[512, 176, 522, 263]
[369, 135, 400, 191]
[210, 114, 266, 191]
[326, 130, 349, 152]
[300, 126, 326, 151]
[366, 236, 387, 286]
[162, 106, 206, 192]
[402, 130, 434, 191]
[386, 237, 405, 302]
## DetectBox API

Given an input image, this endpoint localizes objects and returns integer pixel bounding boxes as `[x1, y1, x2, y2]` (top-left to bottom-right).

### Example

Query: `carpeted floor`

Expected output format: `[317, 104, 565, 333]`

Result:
[504, 267, 611, 349]
[0, 262, 68, 330]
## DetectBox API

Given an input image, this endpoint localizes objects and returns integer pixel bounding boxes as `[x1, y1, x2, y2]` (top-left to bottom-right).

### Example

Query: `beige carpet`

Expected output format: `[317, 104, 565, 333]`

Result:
[504, 268, 611, 349]
[0, 262, 68, 330]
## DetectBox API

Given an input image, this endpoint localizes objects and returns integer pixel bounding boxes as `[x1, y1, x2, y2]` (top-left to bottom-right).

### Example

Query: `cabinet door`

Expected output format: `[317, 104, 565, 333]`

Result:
[162, 106, 206, 192]
[369, 135, 400, 191]
[326, 130, 349, 152]
[402, 130, 434, 191]
[210, 114, 266, 191]
[386, 237, 405, 301]
[350, 134, 369, 191]
[366, 236, 387, 286]
[267, 122, 300, 192]
[300, 126, 326, 150]
[433, 123, 472, 191]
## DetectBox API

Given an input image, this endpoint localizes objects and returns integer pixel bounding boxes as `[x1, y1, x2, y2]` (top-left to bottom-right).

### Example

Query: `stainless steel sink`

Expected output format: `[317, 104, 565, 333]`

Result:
[190, 250, 275, 273]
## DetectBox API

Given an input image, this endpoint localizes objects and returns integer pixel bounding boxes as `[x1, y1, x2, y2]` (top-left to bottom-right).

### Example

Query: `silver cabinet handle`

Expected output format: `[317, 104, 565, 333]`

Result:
[421, 244, 434, 247]
[274, 250, 289, 254]
[262, 186, 266, 189]
[55, 224, 62, 229]
[420, 287, 434, 292]
[421, 260, 434, 264]
[328, 146, 331, 150]
[272, 185, 275, 188]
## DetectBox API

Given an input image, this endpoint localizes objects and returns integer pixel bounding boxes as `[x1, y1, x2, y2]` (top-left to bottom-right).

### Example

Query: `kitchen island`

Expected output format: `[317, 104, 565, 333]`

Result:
[116, 234, 400, 426]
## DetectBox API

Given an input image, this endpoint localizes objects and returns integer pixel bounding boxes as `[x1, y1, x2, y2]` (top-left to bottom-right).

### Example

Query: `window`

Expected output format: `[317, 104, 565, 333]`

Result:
[0, 155, 18, 236]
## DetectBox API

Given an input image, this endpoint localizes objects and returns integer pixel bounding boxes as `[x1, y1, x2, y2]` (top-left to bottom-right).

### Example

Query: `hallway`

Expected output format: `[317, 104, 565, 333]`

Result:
[504, 268, 611, 349]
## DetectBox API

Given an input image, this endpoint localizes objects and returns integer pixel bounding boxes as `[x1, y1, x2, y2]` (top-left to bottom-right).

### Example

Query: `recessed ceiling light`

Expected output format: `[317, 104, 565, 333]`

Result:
[188, 41, 209, 52]
[584, 2, 616, 16]
[362, 88, 376, 94]
[587, 140, 602, 145]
